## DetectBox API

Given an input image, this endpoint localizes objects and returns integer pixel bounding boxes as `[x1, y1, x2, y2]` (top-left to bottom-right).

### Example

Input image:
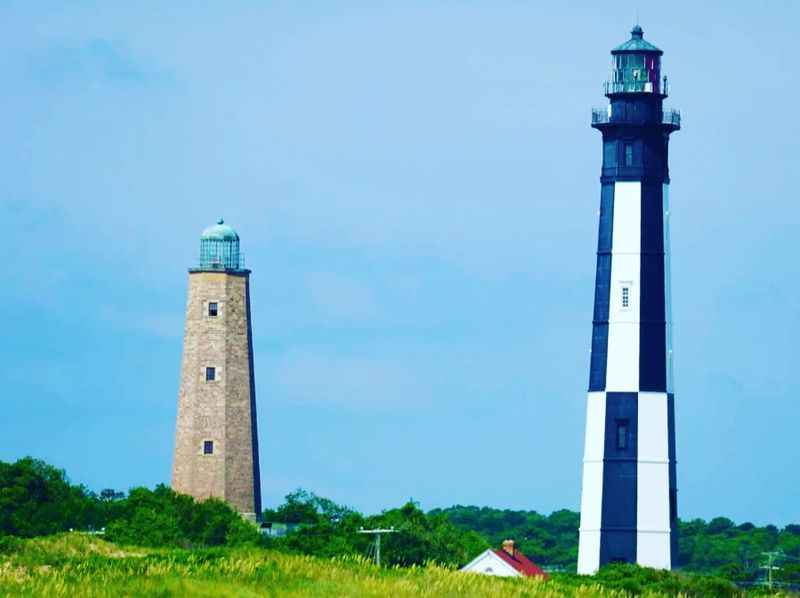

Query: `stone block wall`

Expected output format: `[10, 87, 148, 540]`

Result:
[172, 270, 261, 520]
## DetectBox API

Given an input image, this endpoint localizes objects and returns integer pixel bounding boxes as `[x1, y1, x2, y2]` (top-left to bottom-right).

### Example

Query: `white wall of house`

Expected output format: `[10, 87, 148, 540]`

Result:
[460, 550, 521, 577]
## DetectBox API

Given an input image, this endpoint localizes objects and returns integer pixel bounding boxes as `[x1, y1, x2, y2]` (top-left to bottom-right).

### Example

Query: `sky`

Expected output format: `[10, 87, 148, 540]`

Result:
[2, 1, 799, 526]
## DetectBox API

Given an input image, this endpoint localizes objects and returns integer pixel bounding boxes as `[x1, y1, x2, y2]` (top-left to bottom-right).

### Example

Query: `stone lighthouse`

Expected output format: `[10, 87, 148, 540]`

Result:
[172, 218, 262, 522]
[577, 26, 680, 573]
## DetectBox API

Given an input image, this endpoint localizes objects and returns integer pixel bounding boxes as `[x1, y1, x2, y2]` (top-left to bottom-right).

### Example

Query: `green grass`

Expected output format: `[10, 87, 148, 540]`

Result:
[0, 533, 794, 597]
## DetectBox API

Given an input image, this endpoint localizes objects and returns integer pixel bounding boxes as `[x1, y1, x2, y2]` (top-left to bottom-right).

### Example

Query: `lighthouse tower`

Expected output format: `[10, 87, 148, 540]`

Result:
[172, 219, 262, 522]
[577, 26, 680, 574]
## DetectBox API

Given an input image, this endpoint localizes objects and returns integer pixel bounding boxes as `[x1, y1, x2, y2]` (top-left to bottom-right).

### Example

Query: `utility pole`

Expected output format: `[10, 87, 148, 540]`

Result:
[358, 527, 396, 566]
[760, 551, 784, 590]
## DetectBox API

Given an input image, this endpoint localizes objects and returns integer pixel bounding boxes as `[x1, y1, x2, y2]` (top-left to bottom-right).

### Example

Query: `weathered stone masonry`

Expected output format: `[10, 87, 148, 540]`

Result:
[172, 226, 262, 521]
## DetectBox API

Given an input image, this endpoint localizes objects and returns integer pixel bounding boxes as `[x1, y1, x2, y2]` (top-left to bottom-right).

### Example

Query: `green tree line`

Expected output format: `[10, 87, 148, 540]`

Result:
[431, 505, 800, 583]
[261, 488, 488, 566]
[2, 457, 799, 585]
[0, 458, 257, 547]
[0, 458, 485, 566]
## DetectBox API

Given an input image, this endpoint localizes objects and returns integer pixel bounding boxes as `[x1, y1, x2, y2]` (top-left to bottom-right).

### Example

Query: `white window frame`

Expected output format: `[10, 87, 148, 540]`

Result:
[201, 439, 215, 456]
[203, 366, 220, 382]
[204, 300, 223, 319]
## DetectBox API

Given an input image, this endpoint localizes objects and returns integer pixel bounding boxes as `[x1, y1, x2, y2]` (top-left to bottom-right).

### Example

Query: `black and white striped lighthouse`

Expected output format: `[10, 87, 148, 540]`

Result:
[577, 25, 680, 574]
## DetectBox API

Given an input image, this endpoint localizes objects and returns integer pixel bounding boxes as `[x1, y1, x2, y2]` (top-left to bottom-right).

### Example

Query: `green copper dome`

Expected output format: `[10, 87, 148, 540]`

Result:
[200, 217, 239, 241]
[612, 25, 662, 55]
[195, 218, 245, 271]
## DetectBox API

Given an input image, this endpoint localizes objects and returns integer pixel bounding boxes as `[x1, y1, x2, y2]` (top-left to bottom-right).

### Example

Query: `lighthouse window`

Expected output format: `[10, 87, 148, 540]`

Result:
[203, 440, 214, 455]
[624, 144, 634, 166]
[621, 286, 630, 308]
[603, 141, 617, 167]
[616, 420, 629, 450]
[205, 367, 216, 381]
[208, 302, 218, 317]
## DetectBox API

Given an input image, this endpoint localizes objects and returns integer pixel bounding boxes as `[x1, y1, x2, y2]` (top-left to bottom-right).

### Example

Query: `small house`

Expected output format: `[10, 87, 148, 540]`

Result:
[461, 540, 548, 579]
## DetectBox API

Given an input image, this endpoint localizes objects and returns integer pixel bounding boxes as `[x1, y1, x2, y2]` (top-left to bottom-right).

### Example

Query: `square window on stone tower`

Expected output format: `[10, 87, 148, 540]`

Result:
[203, 440, 214, 455]
[205, 367, 216, 381]
[208, 302, 218, 317]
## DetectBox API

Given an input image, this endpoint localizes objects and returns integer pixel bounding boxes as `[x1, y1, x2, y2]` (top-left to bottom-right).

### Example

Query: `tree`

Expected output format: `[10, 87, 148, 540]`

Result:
[707, 517, 735, 535]
[0, 457, 104, 536]
[264, 492, 487, 567]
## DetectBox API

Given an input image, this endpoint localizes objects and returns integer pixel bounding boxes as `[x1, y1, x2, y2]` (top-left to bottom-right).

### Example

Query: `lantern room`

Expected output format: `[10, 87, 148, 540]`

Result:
[606, 25, 666, 96]
[195, 218, 245, 271]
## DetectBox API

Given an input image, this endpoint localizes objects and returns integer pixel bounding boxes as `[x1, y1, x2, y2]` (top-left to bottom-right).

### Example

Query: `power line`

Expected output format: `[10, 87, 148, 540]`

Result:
[358, 527, 397, 567]
[760, 551, 784, 590]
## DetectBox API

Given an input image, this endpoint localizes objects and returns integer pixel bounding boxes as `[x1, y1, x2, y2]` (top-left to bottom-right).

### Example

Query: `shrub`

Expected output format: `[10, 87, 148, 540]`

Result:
[0, 535, 22, 555]
[105, 485, 259, 548]
[589, 563, 739, 598]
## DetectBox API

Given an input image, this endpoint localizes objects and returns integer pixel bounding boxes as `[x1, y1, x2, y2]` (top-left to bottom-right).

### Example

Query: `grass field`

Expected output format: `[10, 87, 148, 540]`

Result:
[0, 533, 794, 597]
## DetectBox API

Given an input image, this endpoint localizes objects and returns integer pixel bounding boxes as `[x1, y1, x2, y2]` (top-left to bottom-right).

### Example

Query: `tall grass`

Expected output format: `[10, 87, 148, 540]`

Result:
[0, 533, 792, 597]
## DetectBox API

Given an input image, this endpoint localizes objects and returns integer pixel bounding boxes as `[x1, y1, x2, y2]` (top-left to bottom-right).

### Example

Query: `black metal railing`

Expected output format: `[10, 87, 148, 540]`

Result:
[591, 107, 681, 128]
[662, 109, 681, 127]
[592, 108, 610, 124]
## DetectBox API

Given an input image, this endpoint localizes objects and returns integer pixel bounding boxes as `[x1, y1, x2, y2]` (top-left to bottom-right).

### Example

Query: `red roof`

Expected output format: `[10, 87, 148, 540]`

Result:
[492, 548, 549, 579]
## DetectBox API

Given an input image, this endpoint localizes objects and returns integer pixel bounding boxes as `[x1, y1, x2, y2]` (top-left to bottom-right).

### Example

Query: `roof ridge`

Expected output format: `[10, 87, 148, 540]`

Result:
[492, 547, 548, 578]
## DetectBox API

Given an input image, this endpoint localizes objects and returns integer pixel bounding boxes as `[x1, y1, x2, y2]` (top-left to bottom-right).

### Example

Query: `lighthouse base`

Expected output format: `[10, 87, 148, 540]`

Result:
[576, 391, 677, 574]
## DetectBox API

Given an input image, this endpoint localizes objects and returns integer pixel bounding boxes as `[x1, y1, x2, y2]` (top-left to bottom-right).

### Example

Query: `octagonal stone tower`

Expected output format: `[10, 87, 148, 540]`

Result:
[172, 218, 262, 522]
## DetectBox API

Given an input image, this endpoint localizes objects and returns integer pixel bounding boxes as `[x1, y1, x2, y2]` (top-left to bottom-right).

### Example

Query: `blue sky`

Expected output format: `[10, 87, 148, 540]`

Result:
[3, 1, 799, 525]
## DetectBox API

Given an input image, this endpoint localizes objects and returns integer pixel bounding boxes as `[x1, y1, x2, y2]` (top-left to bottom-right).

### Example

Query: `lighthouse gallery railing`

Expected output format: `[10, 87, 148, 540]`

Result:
[591, 107, 681, 128]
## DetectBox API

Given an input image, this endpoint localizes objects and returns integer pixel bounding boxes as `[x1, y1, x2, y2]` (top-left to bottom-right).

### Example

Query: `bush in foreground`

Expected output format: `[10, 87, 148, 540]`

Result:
[554, 563, 747, 597]
[104, 485, 260, 548]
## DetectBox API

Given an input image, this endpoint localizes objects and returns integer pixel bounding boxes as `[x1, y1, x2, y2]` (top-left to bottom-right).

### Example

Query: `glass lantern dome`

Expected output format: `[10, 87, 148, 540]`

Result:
[195, 218, 245, 271]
